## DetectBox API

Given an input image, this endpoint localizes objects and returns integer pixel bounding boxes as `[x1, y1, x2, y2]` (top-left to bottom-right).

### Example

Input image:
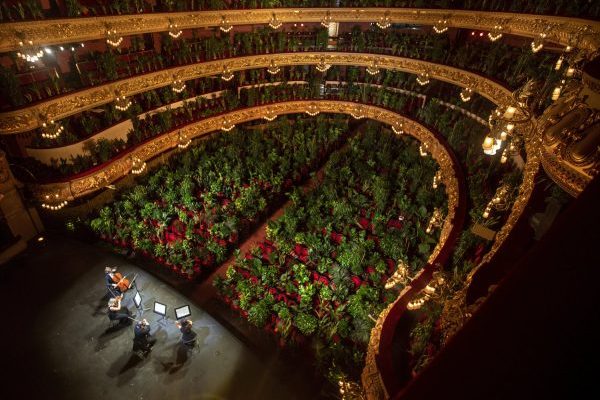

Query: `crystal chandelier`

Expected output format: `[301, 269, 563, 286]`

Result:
[315, 57, 331, 73]
[366, 60, 380, 76]
[460, 87, 473, 102]
[221, 65, 234, 81]
[488, 25, 503, 42]
[268, 13, 282, 30]
[41, 194, 68, 211]
[263, 110, 277, 121]
[305, 103, 320, 116]
[178, 131, 191, 149]
[168, 21, 182, 39]
[221, 117, 235, 132]
[416, 71, 430, 86]
[321, 11, 332, 28]
[530, 33, 546, 53]
[17, 40, 43, 63]
[392, 121, 404, 135]
[425, 208, 443, 234]
[482, 183, 512, 218]
[267, 59, 280, 75]
[131, 157, 146, 175]
[106, 27, 123, 47]
[433, 19, 449, 34]
[220, 16, 233, 33]
[376, 11, 391, 29]
[172, 76, 186, 93]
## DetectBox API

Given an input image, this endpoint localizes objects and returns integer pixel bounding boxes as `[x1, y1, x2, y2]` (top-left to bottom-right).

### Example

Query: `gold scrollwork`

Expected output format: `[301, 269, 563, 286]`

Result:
[0, 8, 597, 53]
[0, 52, 512, 134]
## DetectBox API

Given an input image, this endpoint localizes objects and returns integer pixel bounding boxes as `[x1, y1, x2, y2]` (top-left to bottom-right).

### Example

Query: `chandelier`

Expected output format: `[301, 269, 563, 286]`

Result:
[315, 57, 331, 73]
[530, 32, 547, 53]
[172, 76, 186, 93]
[460, 87, 473, 102]
[488, 25, 503, 42]
[220, 16, 233, 33]
[426, 208, 443, 234]
[41, 118, 64, 139]
[263, 110, 278, 121]
[221, 65, 234, 81]
[17, 40, 43, 63]
[392, 121, 404, 135]
[555, 55, 564, 70]
[366, 60, 380, 76]
[41, 194, 68, 211]
[321, 11, 332, 28]
[376, 11, 391, 29]
[115, 91, 133, 111]
[268, 13, 282, 30]
[384, 260, 411, 289]
[267, 59, 280, 75]
[131, 157, 146, 175]
[114, 91, 132, 111]
[432, 169, 442, 189]
[419, 143, 429, 157]
[350, 106, 365, 119]
[168, 21, 182, 39]
[178, 131, 191, 149]
[416, 71, 430, 86]
[221, 117, 235, 132]
[500, 138, 519, 164]
[433, 19, 449, 34]
[106, 27, 123, 47]
[408, 271, 446, 309]
[305, 103, 320, 116]
[482, 80, 537, 161]
[482, 182, 512, 218]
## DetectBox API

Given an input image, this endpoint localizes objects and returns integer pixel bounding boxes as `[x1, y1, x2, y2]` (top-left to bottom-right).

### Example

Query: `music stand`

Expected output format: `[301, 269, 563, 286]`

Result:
[153, 301, 168, 325]
[128, 273, 140, 292]
[174, 305, 192, 320]
[133, 290, 150, 315]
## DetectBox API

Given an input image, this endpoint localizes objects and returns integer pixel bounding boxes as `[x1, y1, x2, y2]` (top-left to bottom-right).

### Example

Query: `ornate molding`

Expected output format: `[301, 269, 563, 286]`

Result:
[0, 51, 512, 134]
[1, 8, 598, 53]
[29, 100, 461, 220]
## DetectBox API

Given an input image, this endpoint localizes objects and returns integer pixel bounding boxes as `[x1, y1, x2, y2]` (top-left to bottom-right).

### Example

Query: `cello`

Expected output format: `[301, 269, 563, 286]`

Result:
[110, 268, 132, 293]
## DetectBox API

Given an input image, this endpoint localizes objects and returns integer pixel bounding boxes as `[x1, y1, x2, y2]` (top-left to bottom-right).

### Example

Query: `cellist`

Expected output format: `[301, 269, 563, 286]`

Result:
[104, 266, 131, 297]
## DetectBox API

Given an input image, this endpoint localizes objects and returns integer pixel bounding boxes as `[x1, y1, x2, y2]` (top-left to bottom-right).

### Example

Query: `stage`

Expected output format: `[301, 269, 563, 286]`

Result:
[0, 235, 321, 399]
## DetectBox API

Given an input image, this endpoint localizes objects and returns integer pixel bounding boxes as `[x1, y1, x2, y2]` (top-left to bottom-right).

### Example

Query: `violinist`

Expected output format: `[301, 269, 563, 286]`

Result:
[107, 295, 133, 325]
[175, 319, 197, 348]
[133, 319, 156, 355]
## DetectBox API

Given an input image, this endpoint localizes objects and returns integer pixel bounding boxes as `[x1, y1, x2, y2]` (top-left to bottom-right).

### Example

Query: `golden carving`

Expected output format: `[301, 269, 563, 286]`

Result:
[0, 8, 598, 53]
[0, 52, 512, 134]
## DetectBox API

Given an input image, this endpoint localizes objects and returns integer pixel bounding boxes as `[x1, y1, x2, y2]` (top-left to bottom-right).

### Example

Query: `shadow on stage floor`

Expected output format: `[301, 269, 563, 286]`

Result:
[0, 234, 330, 400]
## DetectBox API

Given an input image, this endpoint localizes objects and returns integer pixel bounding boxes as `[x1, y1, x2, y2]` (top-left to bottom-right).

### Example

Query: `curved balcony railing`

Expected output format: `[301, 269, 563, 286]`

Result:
[0, 51, 513, 134]
[1, 8, 597, 53]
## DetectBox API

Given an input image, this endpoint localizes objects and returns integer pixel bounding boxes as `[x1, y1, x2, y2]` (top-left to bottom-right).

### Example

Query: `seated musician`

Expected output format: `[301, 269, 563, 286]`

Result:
[175, 319, 197, 347]
[133, 319, 156, 354]
[107, 296, 133, 325]
[105, 266, 121, 297]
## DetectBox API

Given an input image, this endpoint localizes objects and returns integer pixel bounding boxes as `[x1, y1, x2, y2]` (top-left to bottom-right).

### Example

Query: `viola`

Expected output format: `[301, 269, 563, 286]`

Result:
[111, 271, 131, 293]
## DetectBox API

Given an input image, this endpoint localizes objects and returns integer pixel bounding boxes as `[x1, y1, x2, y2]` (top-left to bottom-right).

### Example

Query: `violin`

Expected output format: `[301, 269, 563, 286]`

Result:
[111, 270, 131, 293]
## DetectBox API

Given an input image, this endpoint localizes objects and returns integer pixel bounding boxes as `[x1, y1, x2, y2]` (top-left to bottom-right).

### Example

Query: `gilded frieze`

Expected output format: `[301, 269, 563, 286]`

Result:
[0, 52, 512, 134]
[1, 8, 597, 53]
